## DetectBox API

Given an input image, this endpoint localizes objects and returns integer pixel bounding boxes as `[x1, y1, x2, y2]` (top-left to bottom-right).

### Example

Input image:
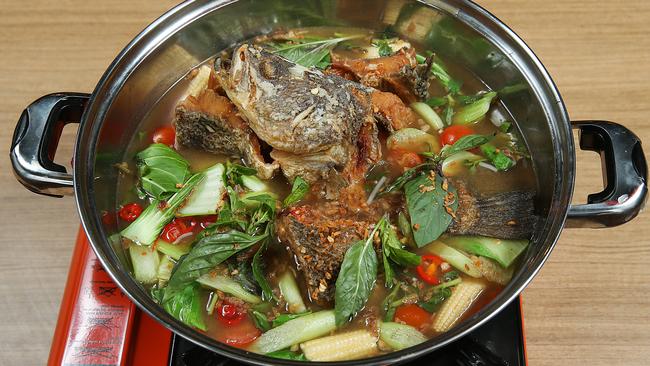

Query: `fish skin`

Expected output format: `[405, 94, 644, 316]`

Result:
[174, 89, 279, 179]
[215, 44, 379, 183]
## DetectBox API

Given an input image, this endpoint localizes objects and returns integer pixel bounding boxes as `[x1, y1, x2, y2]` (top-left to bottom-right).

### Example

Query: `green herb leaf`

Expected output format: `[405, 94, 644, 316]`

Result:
[382, 283, 402, 321]
[499, 121, 512, 133]
[480, 144, 515, 171]
[431, 61, 462, 94]
[271, 311, 312, 328]
[419, 287, 452, 313]
[136, 143, 190, 200]
[268, 35, 362, 69]
[380, 218, 421, 268]
[266, 349, 307, 361]
[425, 96, 448, 108]
[252, 241, 277, 302]
[164, 230, 267, 301]
[225, 161, 257, 187]
[334, 223, 380, 325]
[404, 173, 458, 247]
[283, 176, 310, 207]
[372, 38, 394, 57]
[443, 104, 454, 126]
[162, 283, 206, 330]
[440, 134, 493, 160]
[251, 310, 271, 332]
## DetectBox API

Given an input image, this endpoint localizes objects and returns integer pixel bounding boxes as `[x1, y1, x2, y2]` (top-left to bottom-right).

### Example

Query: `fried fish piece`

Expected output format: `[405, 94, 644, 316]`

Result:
[174, 88, 279, 179]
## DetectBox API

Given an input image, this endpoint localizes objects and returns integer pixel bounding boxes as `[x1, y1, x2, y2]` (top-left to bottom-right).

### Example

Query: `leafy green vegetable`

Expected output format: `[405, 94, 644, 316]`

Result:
[382, 284, 402, 321]
[163, 230, 267, 301]
[439, 134, 492, 160]
[272, 311, 312, 328]
[251, 310, 272, 332]
[404, 173, 458, 247]
[380, 217, 420, 268]
[283, 176, 310, 207]
[372, 38, 393, 57]
[252, 241, 277, 302]
[499, 121, 512, 133]
[418, 287, 452, 313]
[425, 96, 448, 108]
[480, 144, 515, 171]
[430, 61, 462, 94]
[162, 283, 206, 330]
[452, 91, 497, 125]
[266, 349, 307, 361]
[443, 104, 454, 126]
[397, 211, 412, 241]
[225, 161, 257, 187]
[334, 222, 380, 325]
[267, 35, 362, 69]
[383, 162, 437, 194]
[136, 143, 190, 200]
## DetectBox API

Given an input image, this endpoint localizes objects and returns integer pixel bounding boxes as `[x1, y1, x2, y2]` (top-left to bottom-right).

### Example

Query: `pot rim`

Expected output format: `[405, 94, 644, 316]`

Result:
[73, 0, 575, 365]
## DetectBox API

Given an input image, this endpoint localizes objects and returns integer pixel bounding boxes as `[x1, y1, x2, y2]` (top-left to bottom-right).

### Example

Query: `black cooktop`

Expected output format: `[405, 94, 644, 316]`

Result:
[168, 297, 526, 366]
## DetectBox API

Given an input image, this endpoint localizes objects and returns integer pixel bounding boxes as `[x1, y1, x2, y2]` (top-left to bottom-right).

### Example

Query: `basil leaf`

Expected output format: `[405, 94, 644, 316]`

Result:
[136, 143, 190, 200]
[404, 173, 458, 247]
[440, 134, 492, 159]
[383, 162, 436, 194]
[380, 219, 421, 268]
[162, 283, 206, 331]
[443, 104, 454, 126]
[283, 176, 310, 207]
[480, 144, 515, 171]
[225, 161, 257, 186]
[419, 287, 451, 313]
[372, 38, 393, 57]
[266, 349, 307, 361]
[250, 310, 271, 332]
[425, 96, 448, 108]
[334, 224, 380, 325]
[382, 245, 395, 288]
[271, 311, 312, 328]
[269, 35, 362, 69]
[252, 241, 277, 302]
[382, 283, 401, 322]
[164, 230, 267, 301]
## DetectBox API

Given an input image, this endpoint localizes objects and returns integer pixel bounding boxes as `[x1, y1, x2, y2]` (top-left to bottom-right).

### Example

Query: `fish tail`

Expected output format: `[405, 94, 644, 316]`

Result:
[449, 189, 537, 239]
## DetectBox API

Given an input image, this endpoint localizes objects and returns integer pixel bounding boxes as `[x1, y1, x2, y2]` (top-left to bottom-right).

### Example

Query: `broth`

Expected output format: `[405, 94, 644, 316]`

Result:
[115, 26, 537, 361]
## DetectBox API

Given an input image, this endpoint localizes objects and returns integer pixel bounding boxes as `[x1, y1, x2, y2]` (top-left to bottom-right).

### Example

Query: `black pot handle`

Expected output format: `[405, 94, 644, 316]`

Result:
[10, 93, 90, 198]
[566, 120, 647, 227]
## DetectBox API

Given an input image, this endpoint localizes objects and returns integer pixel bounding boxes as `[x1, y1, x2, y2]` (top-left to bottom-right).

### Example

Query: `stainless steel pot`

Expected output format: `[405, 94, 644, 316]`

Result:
[9, 0, 647, 365]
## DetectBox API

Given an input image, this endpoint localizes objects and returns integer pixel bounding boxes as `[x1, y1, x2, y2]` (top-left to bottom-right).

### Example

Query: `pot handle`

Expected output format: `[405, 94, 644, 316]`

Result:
[566, 120, 647, 228]
[10, 93, 90, 197]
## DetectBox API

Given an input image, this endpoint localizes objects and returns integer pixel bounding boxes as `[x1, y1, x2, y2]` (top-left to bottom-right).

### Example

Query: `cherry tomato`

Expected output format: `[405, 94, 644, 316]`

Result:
[152, 125, 176, 146]
[440, 125, 474, 146]
[101, 211, 116, 226]
[394, 304, 431, 329]
[387, 148, 423, 169]
[118, 203, 143, 222]
[416, 254, 444, 285]
[160, 218, 193, 243]
[217, 300, 246, 326]
[218, 318, 261, 347]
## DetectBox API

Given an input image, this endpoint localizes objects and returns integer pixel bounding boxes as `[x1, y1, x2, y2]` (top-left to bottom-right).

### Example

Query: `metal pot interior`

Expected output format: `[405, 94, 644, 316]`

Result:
[75, 0, 574, 364]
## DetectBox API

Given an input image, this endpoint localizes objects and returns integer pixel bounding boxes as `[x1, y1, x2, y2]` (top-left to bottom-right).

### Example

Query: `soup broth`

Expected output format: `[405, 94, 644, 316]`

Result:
[114, 26, 536, 361]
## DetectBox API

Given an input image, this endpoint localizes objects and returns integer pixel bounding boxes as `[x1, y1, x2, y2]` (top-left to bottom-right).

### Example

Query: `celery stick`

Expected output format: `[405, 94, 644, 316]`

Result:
[129, 244, 160, 284]
[379, 322, 427, 350]
[197, 274, 261, 304]
[443, 236, 528, 268]
[425, 241, 481, 278]
[121, 172, 205, 245]
[249, 310, 336, 354]
[278, 271, 307, 313]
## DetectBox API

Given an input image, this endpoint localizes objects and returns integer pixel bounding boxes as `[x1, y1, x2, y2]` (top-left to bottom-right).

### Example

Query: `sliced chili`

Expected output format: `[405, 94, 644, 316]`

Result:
[416, 254, 444, 285]
[118, 203, 143, 222]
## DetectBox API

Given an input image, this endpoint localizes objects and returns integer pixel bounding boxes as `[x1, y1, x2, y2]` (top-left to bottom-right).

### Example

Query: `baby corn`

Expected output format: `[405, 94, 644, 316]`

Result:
[472, 255, 513, 285]
[300, 330, 378, 361]
[432, 279, 486, 332]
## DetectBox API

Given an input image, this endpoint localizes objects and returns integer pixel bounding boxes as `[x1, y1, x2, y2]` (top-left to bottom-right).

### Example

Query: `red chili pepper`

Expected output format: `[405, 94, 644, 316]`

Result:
[217, 300, 245, 326]
[118, 203, 143, 222]
[416, 254, 444, 285]
[160, 218, 193, 243]
[152, 125, 176, 146]
[189, 215, 218, 230]
[101, 211, 116, 226]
